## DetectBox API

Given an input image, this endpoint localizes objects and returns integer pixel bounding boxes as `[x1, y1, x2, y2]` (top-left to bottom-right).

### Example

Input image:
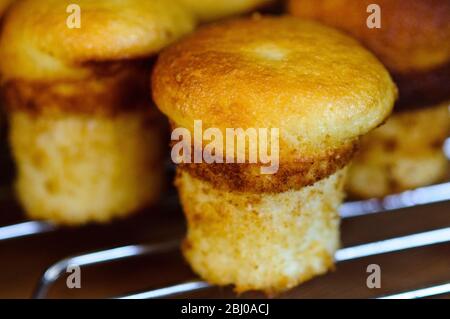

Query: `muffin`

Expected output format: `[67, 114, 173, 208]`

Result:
[289, 0, 450, 197]
[347, 101, 450, 198]
[0, 0, 196, 224]
[153, 16, 396, 293]
[179, 0, 275, 22]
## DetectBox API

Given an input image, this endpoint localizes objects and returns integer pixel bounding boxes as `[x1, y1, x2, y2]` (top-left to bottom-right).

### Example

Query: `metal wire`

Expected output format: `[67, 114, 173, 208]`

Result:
[335, 227, 450, 261]
[339, 181, 450, 218]
[32, 240, 180, 299]
[379, 282, 450, 299]
[119, 227, 450, 299]
[1, 181, 449, 242]
[31, 226, 450, 299]
[0, 221, 56, 241]
[116, 281, 212, 300]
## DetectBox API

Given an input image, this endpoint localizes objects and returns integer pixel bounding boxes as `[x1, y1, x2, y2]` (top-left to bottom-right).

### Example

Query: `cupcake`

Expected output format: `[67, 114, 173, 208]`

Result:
[152, 16, 396, 293]
[0, 0, 196, 224]
[288, 0, 450, 198]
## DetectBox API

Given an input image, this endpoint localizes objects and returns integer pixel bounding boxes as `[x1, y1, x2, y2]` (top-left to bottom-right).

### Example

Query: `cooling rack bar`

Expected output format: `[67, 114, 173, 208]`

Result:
[0, 221, 56, 241]
[115, 227, 450, 299]
[32, 226, 450, 299]
[335, 227, 450, 261]
[340, 182, 450, 218]
[0, 194, 180, 242]
[116, 281, 212, 300]
[32, 240, 180, 299]
[2, 181, 449, 242]
[378, 282, 450, 299]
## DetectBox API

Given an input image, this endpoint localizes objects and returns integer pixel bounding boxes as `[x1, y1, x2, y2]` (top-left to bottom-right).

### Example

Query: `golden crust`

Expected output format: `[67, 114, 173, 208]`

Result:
[0, 0, 196, 81]
[178, 0, 274, 22]
[178, 138, 358, 193]
[288, 0, 450, 74]
[153, 15, 396, 185]
[3, 61, 155, 115]
[178, 168, 345, 294]
[347, 101, 450, 198]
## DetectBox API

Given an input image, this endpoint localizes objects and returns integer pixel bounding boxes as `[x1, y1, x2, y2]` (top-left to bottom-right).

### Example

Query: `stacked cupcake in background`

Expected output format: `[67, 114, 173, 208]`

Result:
[288, 0, 450, 198]
[0, 0, 277, 224]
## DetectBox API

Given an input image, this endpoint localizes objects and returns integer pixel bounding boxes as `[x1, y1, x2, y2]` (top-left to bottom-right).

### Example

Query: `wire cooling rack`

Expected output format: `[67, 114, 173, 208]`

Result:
[0, 138, 449, 299]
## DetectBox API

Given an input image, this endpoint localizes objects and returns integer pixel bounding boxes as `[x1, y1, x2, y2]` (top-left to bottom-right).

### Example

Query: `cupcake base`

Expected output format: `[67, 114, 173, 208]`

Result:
[9, 110, 164, 225]
[177, 168, 347, 294]
[347, 102, 449, 198]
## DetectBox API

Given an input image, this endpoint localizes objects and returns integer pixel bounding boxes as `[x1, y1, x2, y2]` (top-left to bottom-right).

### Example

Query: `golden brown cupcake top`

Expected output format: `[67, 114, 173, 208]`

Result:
[0, 0, 196, 81]
[153, 16, 397, 159]
[178, 0, 274, 22]
[288, 0, 450, 75]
